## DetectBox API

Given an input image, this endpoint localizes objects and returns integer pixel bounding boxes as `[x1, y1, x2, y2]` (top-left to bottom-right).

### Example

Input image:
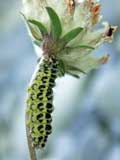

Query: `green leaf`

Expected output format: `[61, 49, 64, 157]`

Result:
[20, 12, 41, 40]
[61, 45, 94, 55]
[28, 19, 48, 37]
[67, 65, 86, 74]
[61, 27, 83, 46]
[33, 40, 42, 47]
[46, 7, 62, 40]
[58, 60, 65, 76]
[73, 45, 95, 50]
[66, 71, 80, 78]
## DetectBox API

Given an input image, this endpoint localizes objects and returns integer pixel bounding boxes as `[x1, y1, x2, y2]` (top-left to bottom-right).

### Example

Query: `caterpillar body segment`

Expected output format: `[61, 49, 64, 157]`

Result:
[26, 57, 59, 149]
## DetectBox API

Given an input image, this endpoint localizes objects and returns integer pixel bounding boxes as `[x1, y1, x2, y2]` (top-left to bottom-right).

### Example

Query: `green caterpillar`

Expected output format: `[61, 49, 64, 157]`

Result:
[26, 57, 59, 148]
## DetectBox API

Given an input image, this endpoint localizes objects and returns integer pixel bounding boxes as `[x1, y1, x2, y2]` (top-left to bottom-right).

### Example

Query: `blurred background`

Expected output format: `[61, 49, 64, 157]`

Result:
[0, 0, 120, 160]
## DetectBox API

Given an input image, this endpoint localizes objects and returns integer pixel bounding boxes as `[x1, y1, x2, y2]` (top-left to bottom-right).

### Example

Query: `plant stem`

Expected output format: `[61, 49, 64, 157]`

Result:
[25, 113, 37, 160]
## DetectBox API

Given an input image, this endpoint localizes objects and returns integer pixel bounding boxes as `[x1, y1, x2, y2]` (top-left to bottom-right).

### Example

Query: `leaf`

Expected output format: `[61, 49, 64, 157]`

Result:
[33, 40, 42, 47]
[46, 7, 62, 40]
[28, 19, 48, 37]
[67, 65, 86, 74]
[66, 71, 80, 78]
[61, 45, 94, 55]
[20, 12, 41, 40]
[58, 60, 65, 76]
[73, 45, 95, 50]
[61, 27, 83, 46]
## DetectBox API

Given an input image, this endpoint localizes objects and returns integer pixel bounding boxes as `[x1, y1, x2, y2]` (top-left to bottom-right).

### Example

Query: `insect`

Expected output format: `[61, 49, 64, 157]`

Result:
[22, 6, 108, 149]
[27, 57, 59, 148]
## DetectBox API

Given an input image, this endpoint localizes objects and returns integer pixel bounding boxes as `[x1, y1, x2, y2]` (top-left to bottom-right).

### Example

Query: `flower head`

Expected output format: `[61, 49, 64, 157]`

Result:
[22, 0, 117, 77]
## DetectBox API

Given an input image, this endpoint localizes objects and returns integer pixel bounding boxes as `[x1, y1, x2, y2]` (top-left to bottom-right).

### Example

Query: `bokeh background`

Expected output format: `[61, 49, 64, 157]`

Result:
[0, 0, 120, 160]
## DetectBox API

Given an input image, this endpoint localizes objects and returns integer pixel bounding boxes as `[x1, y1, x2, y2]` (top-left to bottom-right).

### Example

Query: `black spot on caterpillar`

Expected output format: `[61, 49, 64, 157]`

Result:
[26, 57, 59, 149]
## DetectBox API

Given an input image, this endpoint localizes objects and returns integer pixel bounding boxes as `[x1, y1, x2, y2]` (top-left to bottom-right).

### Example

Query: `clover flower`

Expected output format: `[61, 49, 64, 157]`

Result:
[22, 0, 117, 74]
[22, 0, 117, 152]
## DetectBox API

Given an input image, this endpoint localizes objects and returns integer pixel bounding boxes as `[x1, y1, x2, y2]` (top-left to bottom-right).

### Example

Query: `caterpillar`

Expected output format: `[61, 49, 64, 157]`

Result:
[26, 57, 59, 148]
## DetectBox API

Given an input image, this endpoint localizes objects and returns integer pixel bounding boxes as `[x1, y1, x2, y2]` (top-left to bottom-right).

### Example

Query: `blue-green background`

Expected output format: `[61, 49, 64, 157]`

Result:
[0, 1, 120, 160]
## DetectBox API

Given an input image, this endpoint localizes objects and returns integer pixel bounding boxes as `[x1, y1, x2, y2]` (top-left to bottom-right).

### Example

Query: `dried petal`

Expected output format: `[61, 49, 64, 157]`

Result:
[65, 0, 75, 14]
[102, 23, 118, 42]
[98, 54, 110, 65]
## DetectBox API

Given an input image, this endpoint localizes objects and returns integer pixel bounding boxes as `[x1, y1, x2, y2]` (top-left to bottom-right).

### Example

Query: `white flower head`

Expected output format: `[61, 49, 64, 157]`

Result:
[22, 0, 117, 76]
